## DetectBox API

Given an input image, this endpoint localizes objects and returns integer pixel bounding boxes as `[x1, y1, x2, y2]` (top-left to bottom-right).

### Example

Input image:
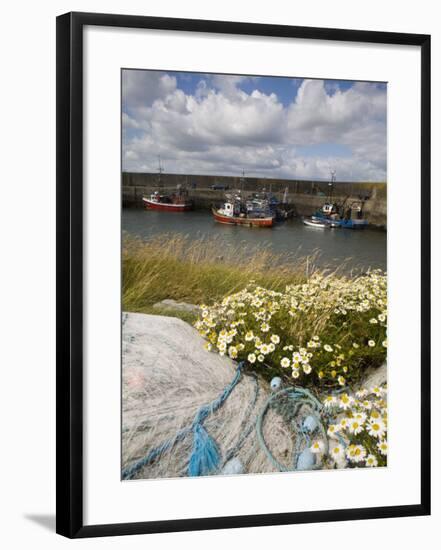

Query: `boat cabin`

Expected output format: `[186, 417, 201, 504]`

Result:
[322, 202, 338, 215]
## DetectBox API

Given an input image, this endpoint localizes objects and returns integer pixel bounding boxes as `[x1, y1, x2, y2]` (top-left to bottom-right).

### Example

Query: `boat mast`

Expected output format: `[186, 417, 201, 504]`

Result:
[157, 155, 164, 188]
[240, 169, 245, 192]
[328, 169, 336, 203]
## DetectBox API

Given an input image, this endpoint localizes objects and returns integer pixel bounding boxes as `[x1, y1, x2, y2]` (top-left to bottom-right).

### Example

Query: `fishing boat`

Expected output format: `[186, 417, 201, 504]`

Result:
[142, 156, 193, 212]
[142, 187, 193, 212]
[312, 201, 368, 229]
[310, 171, 368, 229]
[212, 192, 273, 227]
[303, 218, 329, 228]
[303, 218, 336, 229]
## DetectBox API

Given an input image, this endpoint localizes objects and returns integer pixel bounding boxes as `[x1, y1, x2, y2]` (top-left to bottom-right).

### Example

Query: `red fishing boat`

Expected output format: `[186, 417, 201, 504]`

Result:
[142, 187, 193, 212]
[212, 192, 273, 227]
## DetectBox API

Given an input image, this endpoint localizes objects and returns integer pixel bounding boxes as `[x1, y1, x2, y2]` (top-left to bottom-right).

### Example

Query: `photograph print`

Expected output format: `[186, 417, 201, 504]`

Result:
[121, 68, 388, 481]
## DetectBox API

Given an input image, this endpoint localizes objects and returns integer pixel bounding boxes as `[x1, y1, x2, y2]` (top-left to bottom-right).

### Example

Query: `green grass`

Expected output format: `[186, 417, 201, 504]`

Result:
[122, 234, 333, 314]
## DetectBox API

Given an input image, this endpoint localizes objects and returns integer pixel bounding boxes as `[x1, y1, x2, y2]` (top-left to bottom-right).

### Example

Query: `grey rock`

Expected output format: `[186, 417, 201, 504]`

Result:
[361, 362, 387, 388]
[152, 299, 200, 313]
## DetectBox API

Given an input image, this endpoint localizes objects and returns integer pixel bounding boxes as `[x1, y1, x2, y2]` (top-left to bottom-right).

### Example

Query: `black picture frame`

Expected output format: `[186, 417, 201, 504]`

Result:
[56, 11, 431, 539]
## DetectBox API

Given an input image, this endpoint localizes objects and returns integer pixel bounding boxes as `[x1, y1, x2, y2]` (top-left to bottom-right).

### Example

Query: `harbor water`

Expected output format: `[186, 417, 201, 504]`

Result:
[122, 208, 386, 273]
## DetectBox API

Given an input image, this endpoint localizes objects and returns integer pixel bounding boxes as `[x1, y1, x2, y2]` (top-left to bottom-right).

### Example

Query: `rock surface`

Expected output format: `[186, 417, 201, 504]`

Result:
[152, 299, 200, 313]
[360, 362, 387, 388]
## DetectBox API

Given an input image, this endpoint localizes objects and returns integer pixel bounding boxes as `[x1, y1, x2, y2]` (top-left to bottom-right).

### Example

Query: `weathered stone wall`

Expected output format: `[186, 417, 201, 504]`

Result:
[122, 172, 387, 227]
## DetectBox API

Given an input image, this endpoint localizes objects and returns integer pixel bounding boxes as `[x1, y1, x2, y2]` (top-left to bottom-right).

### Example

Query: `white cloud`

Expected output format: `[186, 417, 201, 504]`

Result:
[122, 70, 177, 107]
[122, 72, 387, 181]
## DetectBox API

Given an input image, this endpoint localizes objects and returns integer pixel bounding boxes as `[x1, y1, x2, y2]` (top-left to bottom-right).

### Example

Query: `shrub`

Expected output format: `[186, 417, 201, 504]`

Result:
[195, 270, 387, 387]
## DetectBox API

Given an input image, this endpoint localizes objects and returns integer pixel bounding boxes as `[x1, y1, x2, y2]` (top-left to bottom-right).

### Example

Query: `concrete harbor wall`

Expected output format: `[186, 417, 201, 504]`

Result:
[122, 172, 387, 227]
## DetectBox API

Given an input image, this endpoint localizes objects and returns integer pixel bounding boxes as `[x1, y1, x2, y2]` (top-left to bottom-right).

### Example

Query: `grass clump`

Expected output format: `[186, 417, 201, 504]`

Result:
[122, 233, 321, 313]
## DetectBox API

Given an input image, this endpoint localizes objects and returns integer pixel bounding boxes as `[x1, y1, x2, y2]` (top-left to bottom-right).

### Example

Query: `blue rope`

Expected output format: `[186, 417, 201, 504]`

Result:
[122, 361, 244, 480]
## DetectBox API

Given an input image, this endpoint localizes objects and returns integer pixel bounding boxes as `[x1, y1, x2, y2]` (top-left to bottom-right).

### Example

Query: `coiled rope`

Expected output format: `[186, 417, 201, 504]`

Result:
[256, 386, 328, 471]
[122, 360, 341, 479]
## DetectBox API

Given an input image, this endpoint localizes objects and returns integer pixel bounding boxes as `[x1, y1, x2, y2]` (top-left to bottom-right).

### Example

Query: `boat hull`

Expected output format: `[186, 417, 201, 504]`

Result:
[338, 219, 368, 229]
[312, 214, 367, 229]
[303, 218, 328, 228]
[142, 197, 193, 211]
[212, 208, 273, 227]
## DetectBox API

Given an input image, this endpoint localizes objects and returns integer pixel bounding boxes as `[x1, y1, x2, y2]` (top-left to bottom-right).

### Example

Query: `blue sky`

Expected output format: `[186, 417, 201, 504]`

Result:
[122, 70, 387, 181]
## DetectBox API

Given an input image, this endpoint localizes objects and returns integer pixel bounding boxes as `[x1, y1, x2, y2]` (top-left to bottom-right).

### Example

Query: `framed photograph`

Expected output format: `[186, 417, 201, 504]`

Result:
[56, 11, 431, 538]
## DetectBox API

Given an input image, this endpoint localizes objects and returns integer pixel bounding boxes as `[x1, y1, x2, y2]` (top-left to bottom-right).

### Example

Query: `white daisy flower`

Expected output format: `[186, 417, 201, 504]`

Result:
[339, 418, 349, 431]
[339, 393, 354, 410]
[261, 323, 270, 332]
[291, 369, 300, 379]
[323, 396, 337, 409]
[218, 341, 227, 352]
[260, 344, 270, 355]
[377, 440, 388, 456]
[354, 412, 367, 424]
[324, 344, 333, 352]
[329, 444, 344, 462]
[270, 334, 280, 344]
[368, 340, 376, 347]
[302, 364, 312, 374]
[257, 354, 265, 363]
[245, 331, 254, 342]
[310, 440, 325, 454]
[327, 424, 340, 439]
[365, 454, 378, 467]
[348, 419, 364, 435]
[367, 419, 386, 439]
[346, 444, 367, 463]
[228, 346, 238, 359]
[280, 357, 291, 368]
[247, 353, 256, 364]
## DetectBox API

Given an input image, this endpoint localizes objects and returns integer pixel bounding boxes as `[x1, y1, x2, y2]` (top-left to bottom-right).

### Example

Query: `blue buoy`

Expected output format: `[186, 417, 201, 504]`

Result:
[302, 415, 319, 433]
[270, 377, 282, 391]
[296, 448, 316, 470]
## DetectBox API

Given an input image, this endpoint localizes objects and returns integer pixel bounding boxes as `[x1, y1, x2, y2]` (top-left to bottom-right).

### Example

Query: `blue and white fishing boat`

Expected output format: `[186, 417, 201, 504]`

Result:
[306, 172, 369, 229]
[311, 200, 368, 229]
